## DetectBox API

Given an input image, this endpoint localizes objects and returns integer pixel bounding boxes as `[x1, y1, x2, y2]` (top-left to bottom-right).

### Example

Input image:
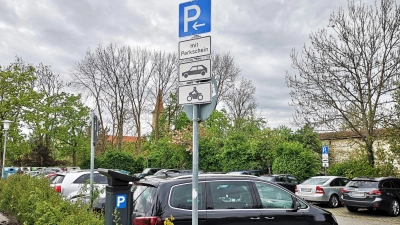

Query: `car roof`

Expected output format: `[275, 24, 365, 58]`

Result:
[308, 176, 344, 179]
[351, 176, 399, 181]
[136, 174, 262, 187]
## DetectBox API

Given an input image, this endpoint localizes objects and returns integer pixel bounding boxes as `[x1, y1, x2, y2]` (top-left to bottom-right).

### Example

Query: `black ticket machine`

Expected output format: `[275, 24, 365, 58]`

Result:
[98, 168, 140, 225]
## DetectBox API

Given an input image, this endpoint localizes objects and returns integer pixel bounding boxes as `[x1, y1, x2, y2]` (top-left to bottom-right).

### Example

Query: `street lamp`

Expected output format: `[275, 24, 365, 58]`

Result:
[2, 120, 11, 179]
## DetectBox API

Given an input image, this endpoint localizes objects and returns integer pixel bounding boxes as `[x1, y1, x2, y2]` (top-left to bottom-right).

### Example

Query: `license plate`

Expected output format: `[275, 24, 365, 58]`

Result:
[301, 188, 311, 192]
[351, 192, 365, 197]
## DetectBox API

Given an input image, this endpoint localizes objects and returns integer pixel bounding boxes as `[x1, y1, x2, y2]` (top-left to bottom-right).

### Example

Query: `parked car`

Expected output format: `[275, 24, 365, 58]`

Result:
[131, 174, 338, 224]
[227, 170, 267, 176]
[134, 168, 162, 178]
[341, 176, 400, 216]
[144, 169, 182, 179]
[260, 174, 300, 193]
[295, 175, 349, 208]
[51, 171, 108, 200]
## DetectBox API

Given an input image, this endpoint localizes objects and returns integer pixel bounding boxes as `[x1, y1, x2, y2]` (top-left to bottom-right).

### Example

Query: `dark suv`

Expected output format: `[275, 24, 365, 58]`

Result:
[341, 176, 400, 216]
[131, 174, 338, 224]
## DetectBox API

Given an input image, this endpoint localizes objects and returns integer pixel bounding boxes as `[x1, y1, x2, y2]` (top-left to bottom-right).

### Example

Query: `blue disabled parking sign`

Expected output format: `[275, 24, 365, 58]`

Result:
[179, 0, 211, 37]
[116, 194, 126, 209]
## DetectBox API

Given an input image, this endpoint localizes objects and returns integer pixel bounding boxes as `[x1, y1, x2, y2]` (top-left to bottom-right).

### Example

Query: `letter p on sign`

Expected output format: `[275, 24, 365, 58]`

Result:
[116, 194, 126, 208]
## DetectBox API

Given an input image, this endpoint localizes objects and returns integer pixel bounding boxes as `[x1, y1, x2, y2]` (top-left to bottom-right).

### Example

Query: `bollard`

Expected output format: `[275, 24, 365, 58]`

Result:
[98, 169, 140, 225]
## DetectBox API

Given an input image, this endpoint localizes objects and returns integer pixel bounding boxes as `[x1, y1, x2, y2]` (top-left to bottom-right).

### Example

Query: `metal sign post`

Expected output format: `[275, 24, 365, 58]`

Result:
[179, 2, 212, 224]
[192, 104, 199, 225]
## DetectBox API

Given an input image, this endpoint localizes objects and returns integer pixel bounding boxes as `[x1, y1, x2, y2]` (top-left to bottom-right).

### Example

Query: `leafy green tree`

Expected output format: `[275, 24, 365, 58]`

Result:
[0, 58, 42, 166]
[272, 142, 320, 181]
[292, 124, 322, 154]
[99, 151, 136, 173]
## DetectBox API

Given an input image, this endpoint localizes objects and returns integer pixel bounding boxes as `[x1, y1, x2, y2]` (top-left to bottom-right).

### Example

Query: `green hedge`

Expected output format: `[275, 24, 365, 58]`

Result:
[0, 174, 104, 225]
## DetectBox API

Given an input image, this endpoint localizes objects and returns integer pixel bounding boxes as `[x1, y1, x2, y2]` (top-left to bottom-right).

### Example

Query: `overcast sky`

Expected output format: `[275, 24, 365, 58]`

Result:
[0, 0, 373, 130]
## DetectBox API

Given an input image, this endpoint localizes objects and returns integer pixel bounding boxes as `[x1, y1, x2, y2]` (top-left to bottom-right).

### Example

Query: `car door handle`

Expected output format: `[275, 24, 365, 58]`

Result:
[250, 217, 260, 220]
[265, 217, 275, 220]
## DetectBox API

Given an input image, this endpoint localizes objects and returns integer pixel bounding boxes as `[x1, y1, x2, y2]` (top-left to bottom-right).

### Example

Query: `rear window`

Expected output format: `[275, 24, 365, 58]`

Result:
[52, 175, 65, 184]
[132, 185, 156, 213]
[347, 180, 379, 188]
[302, 178, 329, 185]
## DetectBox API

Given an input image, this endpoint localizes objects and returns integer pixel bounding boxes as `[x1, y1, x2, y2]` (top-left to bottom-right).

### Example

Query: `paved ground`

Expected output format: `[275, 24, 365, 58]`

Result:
[325, 205, 400, 224]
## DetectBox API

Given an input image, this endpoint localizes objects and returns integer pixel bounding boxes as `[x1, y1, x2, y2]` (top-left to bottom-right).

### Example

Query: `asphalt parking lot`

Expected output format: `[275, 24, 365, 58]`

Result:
[322, 205, 400, 225]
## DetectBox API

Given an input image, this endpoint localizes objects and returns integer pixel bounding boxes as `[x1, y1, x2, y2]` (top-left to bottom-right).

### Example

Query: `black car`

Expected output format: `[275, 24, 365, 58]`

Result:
[182, 65, 207, 78]
[260, 174, 300, 193]
[131, 174, 338, 224]
[341, 176, 400, 216]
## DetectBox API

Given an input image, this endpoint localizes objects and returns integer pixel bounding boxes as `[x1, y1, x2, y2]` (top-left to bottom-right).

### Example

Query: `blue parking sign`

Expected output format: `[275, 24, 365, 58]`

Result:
[179, 0, 211, 37]
[116, 194, 126, 209]
[322, 146, 329, 154]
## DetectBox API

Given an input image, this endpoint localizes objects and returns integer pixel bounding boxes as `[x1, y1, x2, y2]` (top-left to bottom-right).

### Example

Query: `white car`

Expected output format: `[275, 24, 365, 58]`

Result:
[51, 171, 107, 200]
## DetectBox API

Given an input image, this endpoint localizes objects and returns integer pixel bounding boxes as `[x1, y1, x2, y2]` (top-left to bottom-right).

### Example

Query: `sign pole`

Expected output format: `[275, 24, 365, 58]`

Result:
[192, 104, 199, 225]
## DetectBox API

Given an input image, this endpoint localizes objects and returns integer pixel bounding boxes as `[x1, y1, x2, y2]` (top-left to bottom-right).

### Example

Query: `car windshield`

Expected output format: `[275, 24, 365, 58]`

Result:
[142, 168, 151, 174]
[302, 177, 329, 185]
[260, 176, 275, 181]
[347, 180, 378, 188]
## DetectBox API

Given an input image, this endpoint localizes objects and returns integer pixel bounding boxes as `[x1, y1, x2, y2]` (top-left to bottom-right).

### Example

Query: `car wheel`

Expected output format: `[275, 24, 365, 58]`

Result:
[346, 206, 359, 212]
[183, 73, 188, 78]
[201, 70, 206, 75]
[328, 195, 339, 208]
[388, 199, 400, 217]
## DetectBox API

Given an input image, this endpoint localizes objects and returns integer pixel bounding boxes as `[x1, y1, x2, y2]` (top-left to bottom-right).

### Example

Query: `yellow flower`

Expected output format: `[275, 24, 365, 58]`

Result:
[164, 214, 175, 225]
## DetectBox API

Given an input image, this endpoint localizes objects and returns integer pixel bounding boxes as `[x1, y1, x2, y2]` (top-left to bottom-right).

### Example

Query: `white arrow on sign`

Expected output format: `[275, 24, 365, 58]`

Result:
[193, 21, 205, 30]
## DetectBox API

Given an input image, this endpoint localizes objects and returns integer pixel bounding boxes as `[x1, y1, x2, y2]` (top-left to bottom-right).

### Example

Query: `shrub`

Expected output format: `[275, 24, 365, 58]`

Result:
[272, 142, 320, 181]
[0, 174, 104, 225]
[328, 159, 376, 178]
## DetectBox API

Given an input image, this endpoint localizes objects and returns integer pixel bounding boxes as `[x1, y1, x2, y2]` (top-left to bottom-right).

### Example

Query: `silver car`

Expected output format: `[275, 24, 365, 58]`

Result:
[295, 175, 349, 208]
[51, 171, 107, 199]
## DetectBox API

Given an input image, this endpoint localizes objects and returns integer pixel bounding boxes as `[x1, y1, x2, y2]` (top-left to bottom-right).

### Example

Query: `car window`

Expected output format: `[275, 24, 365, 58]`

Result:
[132, 185, 157, 213]
[287, 176, 298, 184]
[260, 176, 276, 182]
[73, 174, 90, 184]
[330, 178, 340, 186]
[277, 175, 287, 182]
[347, 180, 378, 188]
[302, 177, 329, 185]
[142, 168, 151, 174]
[338, 178, 348, 186]
[254, 182, 296, 209]
[382, 181, 392, 188]
[170, 183, 204, 210]
[208, 181, 253, 209]
[391, 180, 400, 188]
[52, 175, 65, 184]
[93, 174, 107, 184]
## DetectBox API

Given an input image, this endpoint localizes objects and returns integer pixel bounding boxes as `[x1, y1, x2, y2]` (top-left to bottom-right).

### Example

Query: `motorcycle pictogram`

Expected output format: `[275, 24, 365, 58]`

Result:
[187, 87, 203, 102]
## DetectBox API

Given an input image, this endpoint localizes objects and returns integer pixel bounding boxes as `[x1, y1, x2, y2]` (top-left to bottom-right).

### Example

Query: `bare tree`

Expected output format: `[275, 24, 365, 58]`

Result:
[95, 44, 130, 150]
[124, 47, 154, 152]
[150, 51, 179, 141]
[211, 52, 241, 105]
[70, 48, 107, 153]
[224, 76, 258, 121]
[286, 0, 400, 165]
